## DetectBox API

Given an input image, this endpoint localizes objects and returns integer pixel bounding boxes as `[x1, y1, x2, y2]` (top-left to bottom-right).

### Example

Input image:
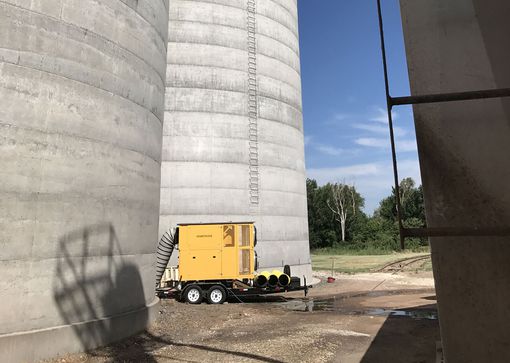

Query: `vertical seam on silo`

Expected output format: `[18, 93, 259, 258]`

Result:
[247, 0, 259, 205]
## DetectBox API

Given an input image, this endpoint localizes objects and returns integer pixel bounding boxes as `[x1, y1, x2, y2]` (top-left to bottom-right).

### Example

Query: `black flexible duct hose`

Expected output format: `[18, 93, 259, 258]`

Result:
[156, 227, 178, 288]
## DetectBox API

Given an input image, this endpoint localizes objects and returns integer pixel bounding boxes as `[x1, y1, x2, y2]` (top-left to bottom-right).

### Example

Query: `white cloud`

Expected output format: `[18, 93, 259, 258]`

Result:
[323, 113, 351, 126]
[355, 137, 388, 148]
[334, 113, 350, 121]
[354, 137, 417, 153]
[352, 123, 407, 137]
[307, 159, 422, 213]
[306, 138, 352, 157]
[370, 107, 398, 124]
[315, 144, 345, 156]
[307, 162, 380, 183]
[397, 140, 418, 152]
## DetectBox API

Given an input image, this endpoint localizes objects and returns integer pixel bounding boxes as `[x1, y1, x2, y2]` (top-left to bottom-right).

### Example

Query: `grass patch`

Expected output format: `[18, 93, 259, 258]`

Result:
[312, 245, 430, 256]
[311, 252, 431, 274]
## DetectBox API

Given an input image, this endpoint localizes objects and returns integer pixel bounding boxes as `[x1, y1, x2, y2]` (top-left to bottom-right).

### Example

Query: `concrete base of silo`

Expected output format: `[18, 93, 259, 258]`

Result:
[0, 298, 159, 363]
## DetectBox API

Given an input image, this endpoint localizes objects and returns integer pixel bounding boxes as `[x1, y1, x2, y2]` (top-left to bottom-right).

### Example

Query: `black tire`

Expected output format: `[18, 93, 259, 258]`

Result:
[206, 285, 227, 304]
[183, 285, 203, 304]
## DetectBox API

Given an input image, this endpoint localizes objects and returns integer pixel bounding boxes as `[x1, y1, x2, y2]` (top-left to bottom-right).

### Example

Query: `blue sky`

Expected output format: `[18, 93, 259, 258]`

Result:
[297, 0, 422, 213]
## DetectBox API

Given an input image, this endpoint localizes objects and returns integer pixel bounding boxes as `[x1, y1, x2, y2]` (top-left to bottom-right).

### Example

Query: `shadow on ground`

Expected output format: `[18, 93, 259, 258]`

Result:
[92, 331, 284, 363]
[360, 304, 440, 363]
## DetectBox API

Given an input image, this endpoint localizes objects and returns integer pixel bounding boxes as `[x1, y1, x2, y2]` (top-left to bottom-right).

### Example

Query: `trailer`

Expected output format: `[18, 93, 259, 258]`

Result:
[155, 222, 310, 304]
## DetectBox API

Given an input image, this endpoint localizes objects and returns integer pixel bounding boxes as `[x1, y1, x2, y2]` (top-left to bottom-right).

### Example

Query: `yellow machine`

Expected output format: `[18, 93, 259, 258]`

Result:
[156, 222, 308, 304]
[178, 223, 255, 281]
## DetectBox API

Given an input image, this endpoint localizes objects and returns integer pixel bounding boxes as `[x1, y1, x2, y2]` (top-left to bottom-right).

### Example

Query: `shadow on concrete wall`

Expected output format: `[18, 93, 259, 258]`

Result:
[53, 223, 156, 362]
[360, 303, 440, 363]
[51, 224, 286, 362]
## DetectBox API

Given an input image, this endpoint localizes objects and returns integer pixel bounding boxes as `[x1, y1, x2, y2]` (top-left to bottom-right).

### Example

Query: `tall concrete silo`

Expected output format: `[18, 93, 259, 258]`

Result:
[0, 1, 168, 362]
[161, 0, 311, 278]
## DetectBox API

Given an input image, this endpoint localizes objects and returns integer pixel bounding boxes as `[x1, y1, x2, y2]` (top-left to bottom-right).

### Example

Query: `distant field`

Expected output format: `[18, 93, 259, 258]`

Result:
[311, 252, 431, 274]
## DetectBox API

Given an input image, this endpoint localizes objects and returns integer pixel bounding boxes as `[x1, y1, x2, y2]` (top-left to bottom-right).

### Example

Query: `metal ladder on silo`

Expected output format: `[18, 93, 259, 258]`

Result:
[247, 0, 259, 205]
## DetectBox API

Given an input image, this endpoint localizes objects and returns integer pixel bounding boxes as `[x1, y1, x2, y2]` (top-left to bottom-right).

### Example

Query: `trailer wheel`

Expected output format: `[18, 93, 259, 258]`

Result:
[183, 285, 203, 304]
[206, 285, 227, 304]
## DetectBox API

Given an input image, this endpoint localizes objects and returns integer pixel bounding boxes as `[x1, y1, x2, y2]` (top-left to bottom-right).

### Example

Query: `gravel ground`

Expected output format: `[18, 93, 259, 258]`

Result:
[44, 272, 440, 363]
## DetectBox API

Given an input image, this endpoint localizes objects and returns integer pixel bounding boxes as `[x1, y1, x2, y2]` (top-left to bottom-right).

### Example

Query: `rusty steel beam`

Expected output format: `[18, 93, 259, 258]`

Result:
[376, 0, 405, 250]
[391, 88, 510, 106]
[403, 227, 510, 238]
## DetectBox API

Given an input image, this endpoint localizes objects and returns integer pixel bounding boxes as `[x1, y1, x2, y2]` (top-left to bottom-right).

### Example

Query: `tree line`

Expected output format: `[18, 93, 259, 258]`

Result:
[307, 177, 427, 252]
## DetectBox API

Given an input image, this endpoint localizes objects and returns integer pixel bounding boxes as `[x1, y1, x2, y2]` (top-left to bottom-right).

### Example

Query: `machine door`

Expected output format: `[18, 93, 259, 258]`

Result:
[180, 249, 222, 281]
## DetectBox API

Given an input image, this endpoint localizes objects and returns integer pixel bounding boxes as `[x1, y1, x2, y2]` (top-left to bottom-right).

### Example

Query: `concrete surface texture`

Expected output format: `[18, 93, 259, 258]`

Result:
[0, 1, 168, 362]
[399, 1, 510, 362]
[161, 0, 312, 279]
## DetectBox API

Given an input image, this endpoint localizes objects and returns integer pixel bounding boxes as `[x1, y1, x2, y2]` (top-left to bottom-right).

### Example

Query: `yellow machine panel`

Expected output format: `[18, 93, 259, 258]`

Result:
[178, 223, 255, 281]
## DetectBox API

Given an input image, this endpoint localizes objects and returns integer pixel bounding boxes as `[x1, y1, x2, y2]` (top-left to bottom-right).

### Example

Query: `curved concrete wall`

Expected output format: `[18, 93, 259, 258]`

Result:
[0, 1, 168, 361]
[161, 0, 311, 278]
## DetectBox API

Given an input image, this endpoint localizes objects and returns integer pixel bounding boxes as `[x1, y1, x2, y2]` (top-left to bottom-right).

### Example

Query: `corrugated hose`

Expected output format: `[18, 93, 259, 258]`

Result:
[156, 227, 178, 288]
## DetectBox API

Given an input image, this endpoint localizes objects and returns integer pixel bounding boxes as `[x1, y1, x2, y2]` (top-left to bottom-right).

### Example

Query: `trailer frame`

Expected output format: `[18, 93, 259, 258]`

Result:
[157, 276, 310, 304]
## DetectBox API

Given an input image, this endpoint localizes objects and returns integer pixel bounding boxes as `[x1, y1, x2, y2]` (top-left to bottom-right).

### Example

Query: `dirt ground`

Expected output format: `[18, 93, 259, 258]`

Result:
[46, 272, 439, 363]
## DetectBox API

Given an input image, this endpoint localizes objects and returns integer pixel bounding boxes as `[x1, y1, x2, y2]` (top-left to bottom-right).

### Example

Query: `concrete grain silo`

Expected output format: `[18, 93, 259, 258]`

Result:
[0, 1, 168, 362]
[161, 0, 312, 279]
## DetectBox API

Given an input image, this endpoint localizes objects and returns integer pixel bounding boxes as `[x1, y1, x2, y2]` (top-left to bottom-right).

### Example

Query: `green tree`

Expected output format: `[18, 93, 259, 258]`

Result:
[374, 177, 427, 248]
[375, 177, 425, 225]
[306, 179, 338, 248]
[326, 183, 364, 242]
[306, 177, 426, 252]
